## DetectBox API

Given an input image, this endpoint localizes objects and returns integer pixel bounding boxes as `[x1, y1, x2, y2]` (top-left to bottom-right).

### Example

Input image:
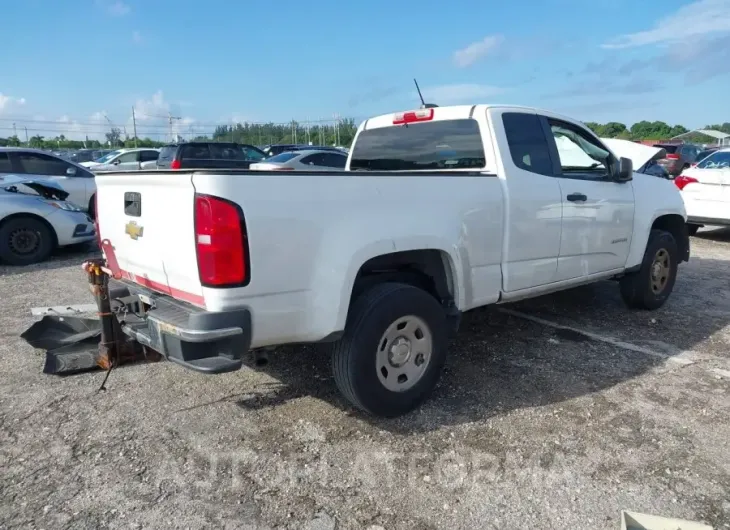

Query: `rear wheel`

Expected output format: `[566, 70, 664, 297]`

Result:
[0, 216, 55, 265]
[619, 229, 678, 310]
[686, 223, 700, 236]
[331, 282, 448, 417]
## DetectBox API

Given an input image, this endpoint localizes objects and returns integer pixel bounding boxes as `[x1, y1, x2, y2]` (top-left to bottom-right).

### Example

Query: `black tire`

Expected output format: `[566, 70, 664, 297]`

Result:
[686, 223, 700, 236]
[0, 216, 55, 266]
[619, 229, 678, 310]
[332, 282, 448, 417]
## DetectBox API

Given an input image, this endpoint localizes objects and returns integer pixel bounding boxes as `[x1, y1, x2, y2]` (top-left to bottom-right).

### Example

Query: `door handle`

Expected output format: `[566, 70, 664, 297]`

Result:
[567, 193, 587, 202]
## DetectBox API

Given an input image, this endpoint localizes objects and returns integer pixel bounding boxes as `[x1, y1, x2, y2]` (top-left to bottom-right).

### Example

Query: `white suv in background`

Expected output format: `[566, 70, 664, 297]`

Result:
[674, 148, 730, 234]
[81, 148, 160, 172]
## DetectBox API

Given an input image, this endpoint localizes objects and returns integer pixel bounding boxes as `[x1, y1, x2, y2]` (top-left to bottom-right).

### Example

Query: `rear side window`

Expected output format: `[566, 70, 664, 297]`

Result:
[349, 119, 486, 171]
[158, 146, 177, 161]
[322, 152, 347, 168]
[181, 144, 211, 160]
[300, 153, 327, 166]
[502, 113, 553, 176]
[210, 144, 242, 160]
[697, 151, 730, 169]
[0, 152, 12, 172]
[241, 146, 266, 161]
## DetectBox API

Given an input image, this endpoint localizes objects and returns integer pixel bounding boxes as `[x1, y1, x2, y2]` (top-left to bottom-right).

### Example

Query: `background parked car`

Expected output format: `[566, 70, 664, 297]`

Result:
[81, 148, 160, 172]
[250, 149, 348, 171]
[0, 148, 96, 213]
[156, 142, 267, 170]
[674, 148, 730, 234]
[0, 175, 96, 265]
[261, 144, 345, 157]
[652, 142, 702, 177]
[691, 147, 719, 167]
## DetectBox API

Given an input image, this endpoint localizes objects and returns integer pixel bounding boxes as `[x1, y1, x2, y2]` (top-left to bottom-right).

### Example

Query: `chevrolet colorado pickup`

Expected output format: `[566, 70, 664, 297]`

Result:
[94, 104, 689, 417]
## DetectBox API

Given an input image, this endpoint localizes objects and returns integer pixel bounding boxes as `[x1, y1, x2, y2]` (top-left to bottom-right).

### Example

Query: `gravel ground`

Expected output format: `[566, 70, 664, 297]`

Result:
[1, 232, 729, 529]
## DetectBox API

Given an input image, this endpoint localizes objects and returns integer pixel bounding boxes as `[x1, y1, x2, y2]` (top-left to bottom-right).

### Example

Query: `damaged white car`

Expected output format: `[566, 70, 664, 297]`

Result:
[0, 175, 96, 265]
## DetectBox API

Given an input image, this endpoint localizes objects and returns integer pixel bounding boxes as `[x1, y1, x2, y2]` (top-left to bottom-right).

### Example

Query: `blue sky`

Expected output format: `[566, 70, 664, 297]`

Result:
[1, 0, 729, 141]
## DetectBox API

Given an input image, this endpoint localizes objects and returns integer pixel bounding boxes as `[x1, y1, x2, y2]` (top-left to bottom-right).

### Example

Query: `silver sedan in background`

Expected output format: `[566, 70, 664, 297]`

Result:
[249, 149, 347, 171]
[0, 176, 96, 265]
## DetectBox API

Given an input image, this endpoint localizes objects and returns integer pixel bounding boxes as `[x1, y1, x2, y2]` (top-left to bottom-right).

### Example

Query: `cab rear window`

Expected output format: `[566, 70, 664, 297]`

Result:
[350, 119, 486, 171]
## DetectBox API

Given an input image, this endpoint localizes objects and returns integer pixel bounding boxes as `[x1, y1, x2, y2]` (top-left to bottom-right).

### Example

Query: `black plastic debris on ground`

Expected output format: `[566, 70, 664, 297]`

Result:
[21, 316, 101, 375]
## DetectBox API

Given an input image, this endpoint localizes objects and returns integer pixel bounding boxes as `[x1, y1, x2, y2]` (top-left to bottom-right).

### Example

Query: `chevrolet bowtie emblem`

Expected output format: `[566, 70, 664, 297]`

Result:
[125, 221, 144, 240]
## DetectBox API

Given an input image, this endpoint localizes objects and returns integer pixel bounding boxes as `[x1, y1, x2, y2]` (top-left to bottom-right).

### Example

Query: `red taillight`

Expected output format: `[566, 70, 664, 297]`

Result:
[194, 194, 248, 287]
[393, 108, 434, 125]
[666, 154, 681, 160]
[170, 159, 182, 170]
[674, 175, 698, 190]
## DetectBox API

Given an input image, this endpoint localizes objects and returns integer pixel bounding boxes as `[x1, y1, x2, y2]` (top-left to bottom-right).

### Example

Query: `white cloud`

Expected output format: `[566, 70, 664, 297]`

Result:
[0, 93, 26, 114]
[420, 84, 505, 104]
[103, 0, 130, 16]
[453, 35, 504, 67]
[55, 112, 109, 141]
[602, 0, 730, 49]
[131, 30, 143, 45]
[129, 90, 196, 140]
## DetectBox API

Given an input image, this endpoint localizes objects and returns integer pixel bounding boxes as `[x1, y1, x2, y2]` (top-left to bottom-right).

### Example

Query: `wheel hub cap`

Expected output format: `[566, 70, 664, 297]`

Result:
[376, 315, 433, 393]
[650, 248, 670, 294]
[9, 229, 40, 255]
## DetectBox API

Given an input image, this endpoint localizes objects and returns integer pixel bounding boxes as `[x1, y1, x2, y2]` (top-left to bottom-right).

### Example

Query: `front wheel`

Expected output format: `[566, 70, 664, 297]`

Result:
[331, 282, 448, 417]
[619, 229, 678, 310]
[0, 216, 55, 265]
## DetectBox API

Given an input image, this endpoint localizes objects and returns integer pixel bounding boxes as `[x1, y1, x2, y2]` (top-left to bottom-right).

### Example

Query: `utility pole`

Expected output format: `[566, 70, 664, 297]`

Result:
[24, 127, 28, 145]
[12, 123, 17, 138]
[132, 106, 138, 147]
[167, 112, 182, 142]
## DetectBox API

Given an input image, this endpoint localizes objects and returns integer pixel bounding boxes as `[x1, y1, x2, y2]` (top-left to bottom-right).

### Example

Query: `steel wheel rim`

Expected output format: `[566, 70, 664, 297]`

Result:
[650, 248, 670, 294]
[9, 228, 40, 256]
[375, 315, 433, 392]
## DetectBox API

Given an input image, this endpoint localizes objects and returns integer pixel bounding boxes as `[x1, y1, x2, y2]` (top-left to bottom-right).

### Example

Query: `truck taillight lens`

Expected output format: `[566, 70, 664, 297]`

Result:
[170, 159, 182, 170]
[194, 194, 248, 287]
[674, 175, 698, 190]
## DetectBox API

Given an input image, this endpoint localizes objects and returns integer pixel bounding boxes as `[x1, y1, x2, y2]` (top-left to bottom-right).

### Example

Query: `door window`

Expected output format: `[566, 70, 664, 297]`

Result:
[139, 150, 159, 162]
[116, 152, 139, 164]
[16, 152, 70, 176]
[322, 152, 347, 168]
[0, 152, 12, 172]
[548, 119, 611, 180]
[502, 112, 553, 176]
[181, 144, 211, 160]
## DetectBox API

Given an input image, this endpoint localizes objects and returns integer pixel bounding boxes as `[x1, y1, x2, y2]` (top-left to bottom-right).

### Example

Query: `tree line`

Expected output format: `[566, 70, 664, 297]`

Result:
[1, 118, 727, 150]
[584, 121, 730, 142]
[0, 119, 359, 150]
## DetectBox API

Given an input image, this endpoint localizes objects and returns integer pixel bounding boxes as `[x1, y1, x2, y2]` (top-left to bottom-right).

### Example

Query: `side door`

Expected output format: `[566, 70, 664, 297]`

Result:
[542, 116, 634, 281]
[491, 110, 563, 292]
[11, 151, 89, 208]
[114, 151, 141, 171]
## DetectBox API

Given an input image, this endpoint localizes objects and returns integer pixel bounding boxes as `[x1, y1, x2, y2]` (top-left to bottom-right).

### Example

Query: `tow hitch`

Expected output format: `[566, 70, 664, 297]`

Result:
[21, 255, 160, 384]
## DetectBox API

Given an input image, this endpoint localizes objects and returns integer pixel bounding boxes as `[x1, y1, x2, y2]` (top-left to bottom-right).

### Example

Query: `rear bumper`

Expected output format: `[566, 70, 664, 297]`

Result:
[111, 279, 251, 374]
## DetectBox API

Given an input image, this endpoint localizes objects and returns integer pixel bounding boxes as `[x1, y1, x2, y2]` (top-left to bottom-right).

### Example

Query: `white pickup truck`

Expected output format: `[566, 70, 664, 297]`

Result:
[94, 104, 689, 417]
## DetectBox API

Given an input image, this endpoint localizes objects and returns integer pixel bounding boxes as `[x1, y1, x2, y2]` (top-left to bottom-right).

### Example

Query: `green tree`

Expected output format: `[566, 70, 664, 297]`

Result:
[29, 135, 45, 148]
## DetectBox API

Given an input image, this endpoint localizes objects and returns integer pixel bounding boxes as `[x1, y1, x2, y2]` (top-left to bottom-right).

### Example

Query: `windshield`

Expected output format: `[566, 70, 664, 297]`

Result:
[696, 151, 730, 169]
[94, 150, 123, 163]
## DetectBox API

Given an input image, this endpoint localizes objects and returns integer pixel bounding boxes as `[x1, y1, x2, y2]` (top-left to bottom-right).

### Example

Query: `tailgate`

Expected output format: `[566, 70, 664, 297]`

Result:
[96, 171, 204, 305]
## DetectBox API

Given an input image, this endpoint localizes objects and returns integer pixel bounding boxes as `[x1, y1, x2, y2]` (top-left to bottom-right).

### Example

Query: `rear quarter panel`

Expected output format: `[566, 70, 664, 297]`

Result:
[192, 172, 503, 347]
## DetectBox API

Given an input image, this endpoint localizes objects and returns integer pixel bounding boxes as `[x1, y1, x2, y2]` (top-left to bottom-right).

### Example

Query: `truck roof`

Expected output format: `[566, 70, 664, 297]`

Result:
[361, 104, 586, 131]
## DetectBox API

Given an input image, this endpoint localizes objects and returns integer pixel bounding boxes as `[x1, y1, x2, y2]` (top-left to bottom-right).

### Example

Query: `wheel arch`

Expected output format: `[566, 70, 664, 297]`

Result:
[651, 214, 689, 263]
[0, 212, 59, 249]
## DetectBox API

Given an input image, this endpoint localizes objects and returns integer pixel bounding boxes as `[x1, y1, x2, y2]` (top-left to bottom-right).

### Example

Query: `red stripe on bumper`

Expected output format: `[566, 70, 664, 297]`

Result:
[119, 271, 206, 308]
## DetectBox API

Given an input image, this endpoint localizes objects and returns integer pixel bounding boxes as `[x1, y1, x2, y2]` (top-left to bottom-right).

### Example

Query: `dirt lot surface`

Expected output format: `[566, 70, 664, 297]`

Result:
[1, 232, 729, 530]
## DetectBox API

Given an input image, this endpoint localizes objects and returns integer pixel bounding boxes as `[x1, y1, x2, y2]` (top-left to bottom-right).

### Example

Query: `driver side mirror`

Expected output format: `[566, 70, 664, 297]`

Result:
[614, 157, 633, 182]
[66, 166, 77, 176]
[112, 159, 121, 165]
